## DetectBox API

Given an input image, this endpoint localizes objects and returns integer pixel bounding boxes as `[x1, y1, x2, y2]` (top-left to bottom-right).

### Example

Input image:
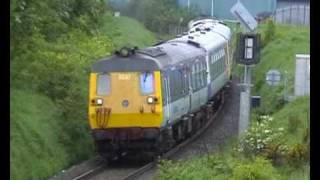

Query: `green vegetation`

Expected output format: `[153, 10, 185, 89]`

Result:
[11, 89, 69, 180]
[156, 22, 309, 180]
[156, 152, 282, 180]
[120, 0, 200, 34]
[101, 13, 156, 48]
[10, 0, 156, 179]
[156, 97, 310, 180]
[253, 22, 309, 114]
[11, 0, 309, 179]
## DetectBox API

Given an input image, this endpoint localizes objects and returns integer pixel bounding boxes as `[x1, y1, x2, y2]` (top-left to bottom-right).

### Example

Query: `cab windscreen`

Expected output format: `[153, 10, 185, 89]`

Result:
[97, 74, 111, 95]
[140, 72, 154, 94]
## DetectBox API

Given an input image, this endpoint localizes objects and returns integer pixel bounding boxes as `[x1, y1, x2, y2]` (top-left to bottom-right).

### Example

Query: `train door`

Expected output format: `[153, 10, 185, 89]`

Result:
[162, 72, 171, 124]
[189, 62, 199, 112]
[181, 64, 190, 115]
[187, 65, 192, 113]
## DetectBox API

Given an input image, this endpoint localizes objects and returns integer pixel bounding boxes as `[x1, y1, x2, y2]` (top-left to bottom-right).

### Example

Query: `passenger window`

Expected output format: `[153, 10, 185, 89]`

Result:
[97, 74, 111, 95]
[140, 72, 154, 94]
[200, 63, 204, 86]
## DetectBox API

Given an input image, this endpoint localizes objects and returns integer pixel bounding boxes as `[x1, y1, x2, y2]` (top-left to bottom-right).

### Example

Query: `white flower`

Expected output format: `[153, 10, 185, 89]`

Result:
[260, 115, 267, 119]
[264, 130, 271, 133]
[278, 127, 284, 131]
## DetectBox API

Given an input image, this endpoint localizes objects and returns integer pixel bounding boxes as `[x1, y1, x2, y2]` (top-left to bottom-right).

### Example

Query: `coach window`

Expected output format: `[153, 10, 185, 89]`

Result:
[196, 62, 200, 89]
[192, 64, 196, 89]
[210, 53, 214, 78]
[221, 54, 225, 74]
[140, 72, 154, 94]
[202, 61, 206, 86]
[199, 62, 204, 87]
[97, 73, 111, 95]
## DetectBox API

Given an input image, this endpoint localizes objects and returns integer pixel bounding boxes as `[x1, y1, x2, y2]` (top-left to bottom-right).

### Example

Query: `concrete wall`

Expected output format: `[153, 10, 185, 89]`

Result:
[294, 54, 310, 96]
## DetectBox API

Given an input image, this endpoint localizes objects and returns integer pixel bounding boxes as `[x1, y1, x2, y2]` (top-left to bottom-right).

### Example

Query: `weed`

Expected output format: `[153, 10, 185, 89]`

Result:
[288, 115, 300, 133]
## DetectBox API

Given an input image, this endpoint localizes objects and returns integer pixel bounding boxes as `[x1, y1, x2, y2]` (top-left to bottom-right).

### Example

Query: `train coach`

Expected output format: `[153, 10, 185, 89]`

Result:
[88, 18, 232, 161]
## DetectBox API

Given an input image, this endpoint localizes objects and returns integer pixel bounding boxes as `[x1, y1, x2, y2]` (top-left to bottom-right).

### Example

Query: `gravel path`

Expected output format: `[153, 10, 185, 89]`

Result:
[137, 78, 240, 180]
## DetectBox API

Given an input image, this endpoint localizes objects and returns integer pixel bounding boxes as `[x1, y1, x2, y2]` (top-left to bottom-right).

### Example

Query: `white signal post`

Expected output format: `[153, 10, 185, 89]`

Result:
[230, 1, 258, 135]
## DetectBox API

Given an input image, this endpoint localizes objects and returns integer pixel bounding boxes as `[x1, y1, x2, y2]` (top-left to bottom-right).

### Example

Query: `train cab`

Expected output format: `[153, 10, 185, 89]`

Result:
[88, 49, 164, 150]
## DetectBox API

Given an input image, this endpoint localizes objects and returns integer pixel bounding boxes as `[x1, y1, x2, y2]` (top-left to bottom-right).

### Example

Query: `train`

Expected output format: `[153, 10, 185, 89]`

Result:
[88, 18, 233, 161]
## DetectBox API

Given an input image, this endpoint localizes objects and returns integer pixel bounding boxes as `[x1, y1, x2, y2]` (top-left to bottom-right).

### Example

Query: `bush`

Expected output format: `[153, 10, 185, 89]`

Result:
[288, 115, 300, 133]
[263, 19, 276, 47]
[285, 143, 309, 168]
[238, 115, 285, 155]
[230, 156, 282, 180]
[122, 0, 200, 34]
[156, 155, 283, 180]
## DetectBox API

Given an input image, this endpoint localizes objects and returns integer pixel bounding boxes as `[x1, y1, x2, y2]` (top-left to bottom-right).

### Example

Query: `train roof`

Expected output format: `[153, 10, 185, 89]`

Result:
[173, 19, 232, 51]
[91, 42, 205, 72]
[92, 19, 231, 73]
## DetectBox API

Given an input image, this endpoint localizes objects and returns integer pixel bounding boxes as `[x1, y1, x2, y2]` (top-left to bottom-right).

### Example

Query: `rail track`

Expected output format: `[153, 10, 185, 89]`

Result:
[52, 86, 228, 180]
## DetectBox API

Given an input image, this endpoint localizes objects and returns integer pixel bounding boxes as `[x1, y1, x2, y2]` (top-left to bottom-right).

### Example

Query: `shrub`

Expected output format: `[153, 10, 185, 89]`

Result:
[205, 155, 232, 175]
[238, 115, 285, 155]
[285, 143, 309, 168]
[288, 115, 300, 133]
[230, 156, 282, 180]
[263, 19, 276, 47]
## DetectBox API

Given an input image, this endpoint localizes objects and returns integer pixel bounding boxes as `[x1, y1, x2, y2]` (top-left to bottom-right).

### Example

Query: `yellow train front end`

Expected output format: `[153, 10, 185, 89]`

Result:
[88, 58, 164, 159]
[88, 71, 163, 128]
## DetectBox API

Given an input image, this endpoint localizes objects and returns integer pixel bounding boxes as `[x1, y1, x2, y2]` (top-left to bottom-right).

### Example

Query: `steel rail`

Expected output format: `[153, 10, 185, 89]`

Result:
[72, 165, 105, 180]
[122, 90, 226, 180]
[71, 88, 228, 180]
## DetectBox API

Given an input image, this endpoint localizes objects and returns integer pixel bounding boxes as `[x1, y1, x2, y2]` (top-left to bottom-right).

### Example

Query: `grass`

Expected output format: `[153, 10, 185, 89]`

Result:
[10, 89, 69, 180]
[271, 96, 309, 145]
[101, 14, 156, 49]
[252, 23, 309, 113]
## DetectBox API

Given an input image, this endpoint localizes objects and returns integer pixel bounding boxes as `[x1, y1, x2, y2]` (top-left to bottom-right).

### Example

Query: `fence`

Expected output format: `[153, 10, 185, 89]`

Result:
[273, 5, 309, 26]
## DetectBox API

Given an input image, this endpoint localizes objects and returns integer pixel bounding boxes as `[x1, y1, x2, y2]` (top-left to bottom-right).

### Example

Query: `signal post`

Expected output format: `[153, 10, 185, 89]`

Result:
[230, 1, 261, 135]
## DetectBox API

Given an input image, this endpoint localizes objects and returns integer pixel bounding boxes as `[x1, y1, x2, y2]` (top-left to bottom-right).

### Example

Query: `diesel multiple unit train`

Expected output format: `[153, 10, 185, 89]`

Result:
[88, 18, 232, 161]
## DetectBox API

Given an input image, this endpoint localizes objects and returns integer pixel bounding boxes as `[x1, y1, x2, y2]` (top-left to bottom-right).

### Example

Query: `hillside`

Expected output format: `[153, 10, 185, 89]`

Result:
[252, 23, 309, 113]
[10, 14, 156, 180]
[156, 23, 310, 180]
[101, 14, 156, 48]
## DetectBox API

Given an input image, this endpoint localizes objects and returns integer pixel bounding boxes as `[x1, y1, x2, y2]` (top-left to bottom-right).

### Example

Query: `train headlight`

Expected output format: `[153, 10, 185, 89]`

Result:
[96, 98, 103, 105]
[147, 96, 158, 104]
[147, 97, 154, 104]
